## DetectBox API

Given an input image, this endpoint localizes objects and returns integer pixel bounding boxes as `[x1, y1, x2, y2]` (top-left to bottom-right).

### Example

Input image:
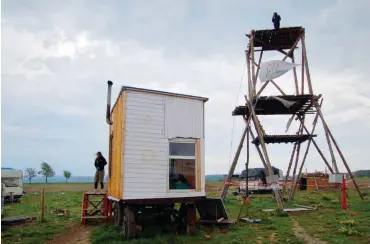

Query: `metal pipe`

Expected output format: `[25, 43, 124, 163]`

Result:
[106, 80, 113, 125]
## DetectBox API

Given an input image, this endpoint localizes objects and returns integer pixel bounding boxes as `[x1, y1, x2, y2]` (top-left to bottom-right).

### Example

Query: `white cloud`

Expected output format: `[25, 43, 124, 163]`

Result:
[2, 1, 370, 176]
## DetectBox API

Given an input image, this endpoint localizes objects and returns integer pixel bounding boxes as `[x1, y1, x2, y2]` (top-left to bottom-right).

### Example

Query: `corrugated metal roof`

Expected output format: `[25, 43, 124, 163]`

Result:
[121, 86, 209, 101]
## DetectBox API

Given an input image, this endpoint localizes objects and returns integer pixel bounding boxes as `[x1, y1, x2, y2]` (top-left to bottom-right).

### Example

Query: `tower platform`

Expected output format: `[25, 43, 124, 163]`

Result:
[247, 26, 304, 51]
[232, 95, 319, 117]
[252, 134, 316, 146]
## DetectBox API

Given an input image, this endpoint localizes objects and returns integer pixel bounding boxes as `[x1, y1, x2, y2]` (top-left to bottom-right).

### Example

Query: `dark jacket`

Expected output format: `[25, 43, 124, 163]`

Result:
[95, 156, 107, 171]
[272, 14, 281, 24]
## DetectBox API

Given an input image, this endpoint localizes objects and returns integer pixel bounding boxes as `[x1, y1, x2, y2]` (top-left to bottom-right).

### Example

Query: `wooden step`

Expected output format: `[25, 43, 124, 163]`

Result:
[81, 216, 107, 219]
[84, 192, 107, 195]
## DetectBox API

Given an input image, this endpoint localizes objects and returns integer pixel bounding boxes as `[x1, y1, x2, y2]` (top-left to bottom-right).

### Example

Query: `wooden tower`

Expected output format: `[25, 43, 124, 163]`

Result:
[221, 27, 364, 208]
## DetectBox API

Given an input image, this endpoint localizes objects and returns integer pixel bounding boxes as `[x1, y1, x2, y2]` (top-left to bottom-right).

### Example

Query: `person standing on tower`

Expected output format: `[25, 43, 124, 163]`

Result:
[272, 12, 281, 30]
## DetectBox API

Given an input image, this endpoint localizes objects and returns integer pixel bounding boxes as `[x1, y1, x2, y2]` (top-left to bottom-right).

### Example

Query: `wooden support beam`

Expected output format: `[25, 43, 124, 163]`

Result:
[290, 99, 323, 199]
[314, 102, 364, 201]
[301, 45, 305, 95]
[250, 32, 256, 96]
[254, 50, 263, 93]
[283, 142, 297, 192]
[288, 119, 305, 200]
[301, 33, 314, 95]
[256, 34, 303, 97]
[299, 120, 334, 174]
[244, 96, 283, 208]
[220, 116, 252, 199]
[324, 128, 338, 173]
[270, 80, 287, 95]
[246, 50, 253, 100]
[292, 56, 299, 95]
[253, 37, 291, 57]
[248, 127, 268, 169]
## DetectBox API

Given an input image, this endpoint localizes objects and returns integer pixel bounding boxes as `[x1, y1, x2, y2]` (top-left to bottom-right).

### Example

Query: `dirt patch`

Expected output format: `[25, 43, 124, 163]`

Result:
[46, 224, 94, 244]
[268, 232, 276, 244]
[292, 218, 327, 244]
[24, 184, 92, 193]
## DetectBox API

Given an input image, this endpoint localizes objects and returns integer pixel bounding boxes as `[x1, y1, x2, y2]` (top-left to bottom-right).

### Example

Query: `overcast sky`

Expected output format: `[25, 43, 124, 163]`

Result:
[2, 0, 370, 177]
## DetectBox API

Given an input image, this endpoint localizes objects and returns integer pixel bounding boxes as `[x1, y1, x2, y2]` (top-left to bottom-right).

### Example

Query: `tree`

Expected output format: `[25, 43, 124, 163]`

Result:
[40, 162, 55, 183]
[63, 170, 72, 183]
[24, 168, 38, 184]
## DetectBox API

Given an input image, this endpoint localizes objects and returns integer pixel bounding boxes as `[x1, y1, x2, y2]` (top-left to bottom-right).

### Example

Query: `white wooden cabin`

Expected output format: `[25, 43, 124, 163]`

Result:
[107, 85, 208, 201]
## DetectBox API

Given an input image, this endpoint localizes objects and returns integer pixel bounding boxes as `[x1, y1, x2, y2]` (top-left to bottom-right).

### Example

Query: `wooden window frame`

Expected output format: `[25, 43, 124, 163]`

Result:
[168, 138, 197, 192]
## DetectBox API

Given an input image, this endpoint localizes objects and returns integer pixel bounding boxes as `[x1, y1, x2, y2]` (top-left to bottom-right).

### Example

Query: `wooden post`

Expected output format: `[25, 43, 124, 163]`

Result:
[245, 96, 283, 208]
[41, 188, 45, 222]
[220, 117, 252, 199]
[245, 122, 250, 197]
[283, 143, 297, 192]
[324, 129, 339, 173]
[250, 31, 256, 96]
[256, 33, 303, 96]
[301, 44, 305, 95]
[254, 50, 263, 90]
[289, 119, 305, 200]
[270, 80, 287, 95]
[314, 103, 364, 200]
[248, 129, 268, 169]
[292, 56, 299, 95]
[246, 49, 253, 100]
[290, 99, 323, 198]
[313, 171, 319, 191]
[301, 32, 314, 95]
[299, 120, 334, 174]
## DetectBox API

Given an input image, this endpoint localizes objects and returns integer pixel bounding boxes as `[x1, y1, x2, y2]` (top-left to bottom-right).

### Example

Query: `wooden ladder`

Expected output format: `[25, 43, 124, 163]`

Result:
[81, 192, 109, 225]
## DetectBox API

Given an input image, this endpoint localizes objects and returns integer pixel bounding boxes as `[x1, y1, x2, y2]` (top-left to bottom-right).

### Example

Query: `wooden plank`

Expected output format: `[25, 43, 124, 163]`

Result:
[126, 90, 165, 101]
[196, 139, 202, 192]
[120, 92, 126, 199]
[126, 100, 164, 110]
[126, 96, 164, 106]
[124, 87, 207, 102]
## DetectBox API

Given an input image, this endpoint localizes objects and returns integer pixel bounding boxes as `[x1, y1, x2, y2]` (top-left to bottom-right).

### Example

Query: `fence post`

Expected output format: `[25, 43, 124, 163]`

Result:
[41, 188, 45, 221]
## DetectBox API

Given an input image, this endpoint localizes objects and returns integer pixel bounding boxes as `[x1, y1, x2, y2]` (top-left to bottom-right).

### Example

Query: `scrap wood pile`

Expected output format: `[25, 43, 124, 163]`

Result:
[301, 172, 328, 178]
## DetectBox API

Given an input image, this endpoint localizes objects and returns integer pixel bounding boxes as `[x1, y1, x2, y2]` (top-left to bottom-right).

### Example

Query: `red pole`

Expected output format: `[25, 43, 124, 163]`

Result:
[341, 174, 347, 210]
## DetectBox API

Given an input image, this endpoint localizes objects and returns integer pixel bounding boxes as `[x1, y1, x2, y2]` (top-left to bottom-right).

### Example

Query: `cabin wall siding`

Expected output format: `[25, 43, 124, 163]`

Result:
[164, 96, 204, 139]
[121, 90, 206, 200]
[108, 92, 125, 199]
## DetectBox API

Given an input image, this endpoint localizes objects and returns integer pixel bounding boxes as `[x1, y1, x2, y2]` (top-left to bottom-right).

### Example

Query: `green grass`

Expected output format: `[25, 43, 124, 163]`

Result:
[1, 190, 84, 244]
[2, 182, 370, 243]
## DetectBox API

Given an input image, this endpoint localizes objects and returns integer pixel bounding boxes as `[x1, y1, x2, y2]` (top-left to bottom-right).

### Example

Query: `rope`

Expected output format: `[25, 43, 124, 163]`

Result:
[228, 61, 247, 168]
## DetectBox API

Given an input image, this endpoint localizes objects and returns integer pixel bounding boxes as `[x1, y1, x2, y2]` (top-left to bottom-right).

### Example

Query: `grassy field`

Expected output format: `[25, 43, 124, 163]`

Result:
[1, 181, 370, 244]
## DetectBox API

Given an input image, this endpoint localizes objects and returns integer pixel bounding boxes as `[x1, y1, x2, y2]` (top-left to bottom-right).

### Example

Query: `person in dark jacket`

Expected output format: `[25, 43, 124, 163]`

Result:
[94, 151, 107, 193]
[272, 12, 281, 30]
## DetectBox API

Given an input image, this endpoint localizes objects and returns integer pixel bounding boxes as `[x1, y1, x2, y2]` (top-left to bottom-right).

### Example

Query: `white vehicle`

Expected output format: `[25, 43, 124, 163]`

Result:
[1, 167, 24, 202]
[237, 167, 284, 194]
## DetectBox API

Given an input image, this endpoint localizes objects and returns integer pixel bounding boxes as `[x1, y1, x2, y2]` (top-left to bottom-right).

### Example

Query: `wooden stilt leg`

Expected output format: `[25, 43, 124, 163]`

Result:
[245, 96, 283, 208]
[314, 102, 364, 201]
[290, 100, 323, 198]
[283, 143, 297, 192]
[221, 116, 252, 199]
[292, 56, 299, 95]
[289, 120, 305, 200]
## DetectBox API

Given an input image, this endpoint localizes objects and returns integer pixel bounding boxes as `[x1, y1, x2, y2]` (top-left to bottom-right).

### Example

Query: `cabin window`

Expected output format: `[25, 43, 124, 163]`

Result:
[169, 139, 196, 190]
[2, 177, 20, 187]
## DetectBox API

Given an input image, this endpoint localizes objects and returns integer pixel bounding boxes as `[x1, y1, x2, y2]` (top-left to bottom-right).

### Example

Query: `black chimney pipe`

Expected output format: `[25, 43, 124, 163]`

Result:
[106, 80, 113, 125]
